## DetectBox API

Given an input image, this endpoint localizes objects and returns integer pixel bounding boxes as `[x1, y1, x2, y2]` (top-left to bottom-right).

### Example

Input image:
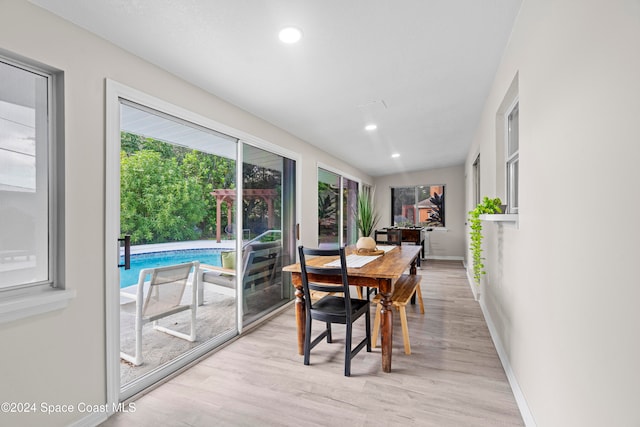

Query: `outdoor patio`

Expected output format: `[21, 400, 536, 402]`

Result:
[119, 240, 288, 384]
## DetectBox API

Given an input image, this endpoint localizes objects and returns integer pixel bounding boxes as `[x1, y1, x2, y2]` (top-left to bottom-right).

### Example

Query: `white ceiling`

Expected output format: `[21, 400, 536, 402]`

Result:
[30, 0, 522, 177]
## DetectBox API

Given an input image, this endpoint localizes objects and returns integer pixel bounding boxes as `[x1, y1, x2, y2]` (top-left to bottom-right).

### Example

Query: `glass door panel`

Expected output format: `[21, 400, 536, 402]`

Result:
[343, 178, 359, 244]
[318, 168, 340, 248]
[241, 144, 295, 325]
[118, 101, 238, 397]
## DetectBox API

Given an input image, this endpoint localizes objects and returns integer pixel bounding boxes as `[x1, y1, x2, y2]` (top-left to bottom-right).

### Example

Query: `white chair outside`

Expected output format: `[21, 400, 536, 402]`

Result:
[120, 261, 199, 366]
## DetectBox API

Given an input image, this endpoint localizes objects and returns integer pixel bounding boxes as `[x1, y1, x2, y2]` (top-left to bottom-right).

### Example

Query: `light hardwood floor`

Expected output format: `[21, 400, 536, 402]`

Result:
[101, 260, 524, 427]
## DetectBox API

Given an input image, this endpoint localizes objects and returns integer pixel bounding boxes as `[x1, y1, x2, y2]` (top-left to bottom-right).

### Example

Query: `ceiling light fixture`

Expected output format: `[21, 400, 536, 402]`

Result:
[365, 124, 377, 131]
[279, 27, 302, 44]
[391, 153, 400, 158]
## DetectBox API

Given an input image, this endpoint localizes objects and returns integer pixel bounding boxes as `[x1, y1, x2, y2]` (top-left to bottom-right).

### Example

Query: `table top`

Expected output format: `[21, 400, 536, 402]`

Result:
[282, 244, 421, 280]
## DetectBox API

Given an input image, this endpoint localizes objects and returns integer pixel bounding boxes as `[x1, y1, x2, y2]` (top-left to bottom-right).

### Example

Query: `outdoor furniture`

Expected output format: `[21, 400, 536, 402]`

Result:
[199, 241, 281, 308]
[298, 246, 371, 376]
[372, 274, 424, 355]
[120, 261, 199, 366]
[283, 244, 422, 373]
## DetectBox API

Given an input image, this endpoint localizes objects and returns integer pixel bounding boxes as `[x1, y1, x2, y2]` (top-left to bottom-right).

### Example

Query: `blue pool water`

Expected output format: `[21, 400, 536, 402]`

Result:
[119, 249, 224, 288]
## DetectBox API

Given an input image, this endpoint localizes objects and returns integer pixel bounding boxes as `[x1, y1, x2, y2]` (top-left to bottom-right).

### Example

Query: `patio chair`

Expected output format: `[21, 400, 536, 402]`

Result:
[199, 241, 281, 311]
[120, 261, 199, 366]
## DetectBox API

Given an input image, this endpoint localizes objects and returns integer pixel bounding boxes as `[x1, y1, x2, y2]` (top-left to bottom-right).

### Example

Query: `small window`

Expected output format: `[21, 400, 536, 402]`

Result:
[506, 101, 519, 213]
[0, 54, 67, 317]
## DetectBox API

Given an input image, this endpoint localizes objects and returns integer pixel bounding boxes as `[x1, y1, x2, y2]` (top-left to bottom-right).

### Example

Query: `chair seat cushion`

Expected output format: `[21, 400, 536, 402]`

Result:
[312, 295, 369, 319]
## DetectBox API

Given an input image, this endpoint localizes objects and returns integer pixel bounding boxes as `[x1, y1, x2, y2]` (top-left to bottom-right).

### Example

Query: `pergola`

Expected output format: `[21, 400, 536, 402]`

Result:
[210, 189, 278, 243]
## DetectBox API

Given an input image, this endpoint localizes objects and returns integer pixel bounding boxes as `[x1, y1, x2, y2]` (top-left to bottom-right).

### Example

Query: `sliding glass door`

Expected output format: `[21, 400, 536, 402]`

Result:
[109, 93, 298, 402]
[118, 101, 239, 398]
[318, 167, 359, 247]
[241, 144, 295, 325]
[318, 168, 340, 247]
[343, 177, 359, 244]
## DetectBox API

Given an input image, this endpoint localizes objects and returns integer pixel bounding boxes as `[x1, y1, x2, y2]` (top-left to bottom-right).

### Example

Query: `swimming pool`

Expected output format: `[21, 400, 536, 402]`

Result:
[119, 248, 224, 288]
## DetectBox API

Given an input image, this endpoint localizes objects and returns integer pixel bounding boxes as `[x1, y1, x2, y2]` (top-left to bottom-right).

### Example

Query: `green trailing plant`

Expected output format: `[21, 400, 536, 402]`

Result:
[468, 196, 503, 285]
[355, 187, 380, 237]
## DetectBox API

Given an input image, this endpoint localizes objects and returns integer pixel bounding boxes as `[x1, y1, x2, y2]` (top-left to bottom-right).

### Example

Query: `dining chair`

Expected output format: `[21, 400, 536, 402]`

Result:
[298, 246, 371, 376]
[357, 228, 404, 300]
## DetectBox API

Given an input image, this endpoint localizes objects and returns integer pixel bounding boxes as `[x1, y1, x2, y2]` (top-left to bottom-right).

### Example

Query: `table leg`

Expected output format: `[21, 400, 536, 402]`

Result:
[295, 286, 305, 355]
[410, 258, 418, 304]
[378, 278, 393, 373]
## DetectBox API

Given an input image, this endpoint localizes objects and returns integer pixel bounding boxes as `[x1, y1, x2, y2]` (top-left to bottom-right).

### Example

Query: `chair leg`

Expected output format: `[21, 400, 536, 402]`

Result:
[304, 315, 312, 365]
[326, 322, 332, 343]
[399, 306, 411, 355]
[372, 303, 382, 348]
[190, 305, 197, 341]
[134, 307, 143, 365]
[365, 308, 371, 352]
[344, 322, 353, 377]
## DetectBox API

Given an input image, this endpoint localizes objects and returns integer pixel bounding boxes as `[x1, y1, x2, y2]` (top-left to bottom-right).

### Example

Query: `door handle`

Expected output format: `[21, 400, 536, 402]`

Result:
[118, 235, 131, 270]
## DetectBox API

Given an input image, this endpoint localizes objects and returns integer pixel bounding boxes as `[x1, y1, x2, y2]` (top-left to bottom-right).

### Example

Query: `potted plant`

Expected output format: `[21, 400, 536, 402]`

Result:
[354, 187, 380, 251]
[468, 196, 503, 286]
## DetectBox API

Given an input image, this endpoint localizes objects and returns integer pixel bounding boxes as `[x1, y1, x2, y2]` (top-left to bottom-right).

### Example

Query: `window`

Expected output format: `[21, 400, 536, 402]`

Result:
[0, 55, 69, 323]
[391, 185, 445, 228]
[473, 154, 480, 207]
[506, 101, 519, 213]
[495, 72, 518, 215]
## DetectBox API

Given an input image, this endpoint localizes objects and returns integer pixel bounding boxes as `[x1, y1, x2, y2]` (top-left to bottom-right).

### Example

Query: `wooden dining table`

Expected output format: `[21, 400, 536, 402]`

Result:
[282, 244, 422, 373]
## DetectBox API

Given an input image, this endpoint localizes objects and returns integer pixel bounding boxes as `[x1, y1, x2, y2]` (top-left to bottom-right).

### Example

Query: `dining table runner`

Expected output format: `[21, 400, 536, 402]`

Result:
[323, 245, 398, 268]
[324, 254, 381, 268]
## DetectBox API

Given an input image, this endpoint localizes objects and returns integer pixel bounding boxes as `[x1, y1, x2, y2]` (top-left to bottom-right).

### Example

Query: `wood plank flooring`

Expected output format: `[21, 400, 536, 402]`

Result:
[101, 260, 524, 427]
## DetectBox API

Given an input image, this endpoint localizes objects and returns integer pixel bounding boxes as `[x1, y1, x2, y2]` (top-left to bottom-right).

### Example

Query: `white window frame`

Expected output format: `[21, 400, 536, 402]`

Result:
[505, 99, 519, 214]
[0, 53, 73, 324]
[472, 154, 481, 207]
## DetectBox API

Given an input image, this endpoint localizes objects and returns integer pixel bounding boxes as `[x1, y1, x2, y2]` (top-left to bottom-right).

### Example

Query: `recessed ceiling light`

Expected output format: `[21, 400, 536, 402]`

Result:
[365, 124, 378, 131]
[279, 27, 302, 44]
[391, 153, 400, 158]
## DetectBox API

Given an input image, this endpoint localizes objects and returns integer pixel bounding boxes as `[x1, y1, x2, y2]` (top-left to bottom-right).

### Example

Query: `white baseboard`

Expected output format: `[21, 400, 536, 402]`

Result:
[465, 268, 480, 301]
[467, 274, 537, 426]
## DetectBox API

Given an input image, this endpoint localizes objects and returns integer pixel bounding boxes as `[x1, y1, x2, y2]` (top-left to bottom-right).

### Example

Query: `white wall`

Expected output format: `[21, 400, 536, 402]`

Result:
[0, 1, 370, 426]
[373, 165, 465, 259]
[465, 0, 640, 425]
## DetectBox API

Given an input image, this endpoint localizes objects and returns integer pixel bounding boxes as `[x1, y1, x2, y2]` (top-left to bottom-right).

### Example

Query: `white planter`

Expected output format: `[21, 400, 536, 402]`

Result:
[356, 236, 376, 251]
